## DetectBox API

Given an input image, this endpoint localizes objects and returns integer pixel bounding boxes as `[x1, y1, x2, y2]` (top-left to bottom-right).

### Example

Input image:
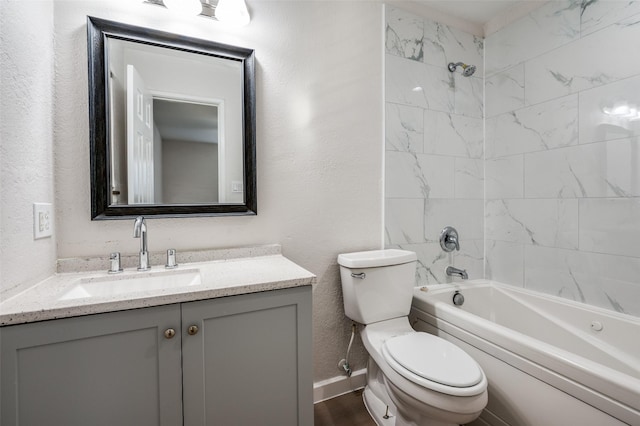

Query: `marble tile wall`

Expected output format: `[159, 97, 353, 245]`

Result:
[385, 1, 640, 317]
[485, 0, 640, 316]
[385, 5, 484, 285]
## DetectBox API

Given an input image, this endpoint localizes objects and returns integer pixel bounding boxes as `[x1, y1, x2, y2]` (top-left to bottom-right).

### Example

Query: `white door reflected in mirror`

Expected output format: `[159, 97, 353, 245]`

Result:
[126, 64, 155, 204]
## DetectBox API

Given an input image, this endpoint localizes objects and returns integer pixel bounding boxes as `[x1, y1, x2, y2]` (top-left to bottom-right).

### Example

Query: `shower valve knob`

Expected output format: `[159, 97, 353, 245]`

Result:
[440, 226, 460, 252]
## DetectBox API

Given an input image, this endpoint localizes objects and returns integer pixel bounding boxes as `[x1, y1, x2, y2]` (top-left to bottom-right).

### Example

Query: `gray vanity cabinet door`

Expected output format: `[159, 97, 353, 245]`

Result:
[0, 304, 183, 426]
[181, 286, 313, 426]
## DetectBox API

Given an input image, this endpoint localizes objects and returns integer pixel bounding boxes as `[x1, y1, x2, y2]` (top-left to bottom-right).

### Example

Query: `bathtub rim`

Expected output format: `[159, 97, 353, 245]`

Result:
[410, 280, 640, 424]
[415, 279, 640, 325]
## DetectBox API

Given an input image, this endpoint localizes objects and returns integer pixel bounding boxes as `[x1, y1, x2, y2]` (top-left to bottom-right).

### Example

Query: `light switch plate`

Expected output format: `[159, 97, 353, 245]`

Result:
[231, 181, 243, 193]
[33, 203, 53, 239]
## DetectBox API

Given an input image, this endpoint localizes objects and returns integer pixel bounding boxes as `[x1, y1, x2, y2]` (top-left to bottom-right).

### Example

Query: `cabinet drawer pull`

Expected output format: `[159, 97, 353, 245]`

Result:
[188, 325, 199, 335]
[164, 328, 176, 339]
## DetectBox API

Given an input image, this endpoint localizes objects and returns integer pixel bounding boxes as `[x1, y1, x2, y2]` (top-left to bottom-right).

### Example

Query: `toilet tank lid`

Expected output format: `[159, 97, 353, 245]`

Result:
[338, 249, 417, 268]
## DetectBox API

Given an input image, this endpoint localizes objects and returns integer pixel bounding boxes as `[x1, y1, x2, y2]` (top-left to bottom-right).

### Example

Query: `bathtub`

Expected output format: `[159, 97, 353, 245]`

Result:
[409, 280, 640, 426]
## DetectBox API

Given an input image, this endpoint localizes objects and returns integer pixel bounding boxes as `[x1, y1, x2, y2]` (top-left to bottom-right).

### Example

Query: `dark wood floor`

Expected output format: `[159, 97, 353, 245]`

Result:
[314, 390, 376, 426]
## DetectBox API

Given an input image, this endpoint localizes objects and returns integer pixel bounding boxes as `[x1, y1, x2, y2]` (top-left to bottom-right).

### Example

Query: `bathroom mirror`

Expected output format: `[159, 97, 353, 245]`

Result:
[87, 16, 256, 219]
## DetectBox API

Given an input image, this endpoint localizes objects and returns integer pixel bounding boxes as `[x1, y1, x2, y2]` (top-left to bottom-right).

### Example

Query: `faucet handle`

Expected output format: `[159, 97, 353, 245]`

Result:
[440, 226, 460, 252]
[108, 252, 123, 274]
[447, 234, 460, 251]
[165, 249, 178, 269]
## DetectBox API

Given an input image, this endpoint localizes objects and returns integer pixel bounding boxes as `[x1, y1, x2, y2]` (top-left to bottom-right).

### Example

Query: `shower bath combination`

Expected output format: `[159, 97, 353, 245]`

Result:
[448, 61, 476, 77]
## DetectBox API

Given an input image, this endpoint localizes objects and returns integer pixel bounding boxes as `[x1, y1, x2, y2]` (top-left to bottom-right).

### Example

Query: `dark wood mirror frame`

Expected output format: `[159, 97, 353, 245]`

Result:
[87, 16, 256, 220]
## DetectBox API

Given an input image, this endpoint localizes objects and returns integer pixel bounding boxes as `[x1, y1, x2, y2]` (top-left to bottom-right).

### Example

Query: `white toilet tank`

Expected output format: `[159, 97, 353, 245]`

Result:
[338, 249, 417, 325]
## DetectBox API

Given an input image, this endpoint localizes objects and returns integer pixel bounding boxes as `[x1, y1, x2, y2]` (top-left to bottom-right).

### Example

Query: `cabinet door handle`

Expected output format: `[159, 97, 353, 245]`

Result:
[187, 325, 199, 336]
[164, 328, 176, 339]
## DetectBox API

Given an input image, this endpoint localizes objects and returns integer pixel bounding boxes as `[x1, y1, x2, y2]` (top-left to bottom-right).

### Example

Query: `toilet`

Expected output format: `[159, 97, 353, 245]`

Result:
[338, 249, 488, 426]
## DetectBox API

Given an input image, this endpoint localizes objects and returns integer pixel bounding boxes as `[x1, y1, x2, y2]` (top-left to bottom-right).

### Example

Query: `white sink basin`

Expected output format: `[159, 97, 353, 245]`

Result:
[59, 268, 202, 300]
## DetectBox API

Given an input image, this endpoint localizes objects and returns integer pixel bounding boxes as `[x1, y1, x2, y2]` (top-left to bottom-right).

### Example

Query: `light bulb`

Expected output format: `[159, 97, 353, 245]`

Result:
[215, 0, 250, 26]
[163, 0, 202, 17]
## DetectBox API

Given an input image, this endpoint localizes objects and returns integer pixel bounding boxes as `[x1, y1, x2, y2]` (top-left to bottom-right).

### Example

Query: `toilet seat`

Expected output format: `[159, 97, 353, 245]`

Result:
[382, 332, 485, 396]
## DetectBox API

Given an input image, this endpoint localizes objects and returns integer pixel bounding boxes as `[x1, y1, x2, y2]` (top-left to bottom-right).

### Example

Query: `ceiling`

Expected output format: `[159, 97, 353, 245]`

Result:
[415, 0, 544, 32]
[153, 98, 219, 144]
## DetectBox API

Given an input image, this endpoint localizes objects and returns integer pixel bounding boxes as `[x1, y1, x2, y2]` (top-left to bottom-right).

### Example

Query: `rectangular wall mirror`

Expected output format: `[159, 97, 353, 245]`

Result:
[87, 16, 256, 219]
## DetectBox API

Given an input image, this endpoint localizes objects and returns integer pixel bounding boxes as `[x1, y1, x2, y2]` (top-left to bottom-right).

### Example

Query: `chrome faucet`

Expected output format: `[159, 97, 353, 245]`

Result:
[446, 266, 468, 280]
[133, 216, 150, 271]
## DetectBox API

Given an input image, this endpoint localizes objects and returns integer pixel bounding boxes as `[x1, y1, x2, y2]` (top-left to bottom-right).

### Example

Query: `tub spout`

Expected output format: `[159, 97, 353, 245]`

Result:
[446, 266, 468, 280]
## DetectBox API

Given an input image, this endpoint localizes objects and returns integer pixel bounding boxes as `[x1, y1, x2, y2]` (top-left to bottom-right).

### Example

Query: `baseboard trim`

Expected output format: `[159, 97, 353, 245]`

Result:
[313, 368, 367, 403]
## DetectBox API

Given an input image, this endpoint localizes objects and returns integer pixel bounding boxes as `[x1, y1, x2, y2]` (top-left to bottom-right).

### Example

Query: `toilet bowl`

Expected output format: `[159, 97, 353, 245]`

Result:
[361, 317, 487, 426]
[338, 249, 488, 425]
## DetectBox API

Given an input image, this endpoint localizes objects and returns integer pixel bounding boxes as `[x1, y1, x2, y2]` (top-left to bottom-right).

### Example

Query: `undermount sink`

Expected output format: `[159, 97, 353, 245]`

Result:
[59, 268, 202, 301]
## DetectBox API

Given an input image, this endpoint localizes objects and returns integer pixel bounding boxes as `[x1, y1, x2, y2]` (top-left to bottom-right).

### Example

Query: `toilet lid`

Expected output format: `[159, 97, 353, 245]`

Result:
[383, 333, 483, 388]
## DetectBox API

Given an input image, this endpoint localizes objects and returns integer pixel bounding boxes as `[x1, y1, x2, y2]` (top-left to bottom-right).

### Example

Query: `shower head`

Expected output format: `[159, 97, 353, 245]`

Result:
[462, 64, 476, 77]
[448, 62, 476, 77]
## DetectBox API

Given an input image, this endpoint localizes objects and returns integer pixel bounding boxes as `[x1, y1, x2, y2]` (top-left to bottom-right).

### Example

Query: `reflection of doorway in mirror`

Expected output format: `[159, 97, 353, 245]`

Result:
[151, 94, 223, 204]
[123, 75, 223, 205]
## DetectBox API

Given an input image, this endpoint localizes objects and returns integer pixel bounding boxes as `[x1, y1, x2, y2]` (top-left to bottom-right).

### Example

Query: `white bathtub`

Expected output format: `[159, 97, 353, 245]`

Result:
[409, 280, 640, 426]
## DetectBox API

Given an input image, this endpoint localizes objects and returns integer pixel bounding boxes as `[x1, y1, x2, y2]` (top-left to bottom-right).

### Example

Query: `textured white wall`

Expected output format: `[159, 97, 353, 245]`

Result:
[0, 0, 57, 300]
[50, 0, 383, 382]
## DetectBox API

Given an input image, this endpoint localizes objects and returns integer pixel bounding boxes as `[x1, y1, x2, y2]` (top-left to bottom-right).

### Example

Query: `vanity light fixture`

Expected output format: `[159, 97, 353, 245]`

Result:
[215, 0, 250, 26]
[162, 0, 202, 16]
[144, 0, 250, 25]
[603, 102, 640, 121]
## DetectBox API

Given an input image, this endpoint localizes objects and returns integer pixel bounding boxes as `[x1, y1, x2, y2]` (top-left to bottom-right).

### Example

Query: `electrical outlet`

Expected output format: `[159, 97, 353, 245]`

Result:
[33, 203, 53, 239]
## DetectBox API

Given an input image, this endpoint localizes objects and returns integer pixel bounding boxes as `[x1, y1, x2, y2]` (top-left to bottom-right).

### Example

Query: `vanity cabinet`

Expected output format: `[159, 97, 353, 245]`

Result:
[0, 303, 183, 426]
[1, 286, 312, 426]
[181, 286, 313, 426]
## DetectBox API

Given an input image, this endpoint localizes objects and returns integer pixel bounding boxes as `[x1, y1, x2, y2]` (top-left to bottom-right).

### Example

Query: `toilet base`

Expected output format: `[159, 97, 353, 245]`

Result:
[363, 386, 458, 426]
[363, 386, 396, 426]
[363, 360, 460, 426]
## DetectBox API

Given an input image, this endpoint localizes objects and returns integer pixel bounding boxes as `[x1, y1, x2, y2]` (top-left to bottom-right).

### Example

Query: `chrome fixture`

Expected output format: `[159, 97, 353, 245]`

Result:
[448, 62, 476, 77]
[108, 252, 123, 274]
[452, 291, 465, 306]
[133, 216, 150, 271]
[200, 0, 216, 18]
[446, 266, 468, 280]
[165, 249, 178, 269]
[440, 226, 460, 252]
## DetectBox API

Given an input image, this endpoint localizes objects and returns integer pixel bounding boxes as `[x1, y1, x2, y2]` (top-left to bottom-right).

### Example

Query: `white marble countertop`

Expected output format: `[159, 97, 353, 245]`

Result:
[0, 253, 316, 326]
